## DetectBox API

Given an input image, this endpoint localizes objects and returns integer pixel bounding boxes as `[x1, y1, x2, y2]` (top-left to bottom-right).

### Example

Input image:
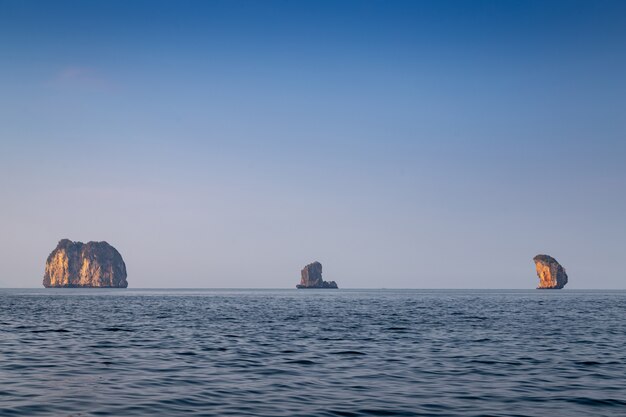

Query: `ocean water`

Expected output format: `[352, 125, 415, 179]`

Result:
[1, 289, 625, 417]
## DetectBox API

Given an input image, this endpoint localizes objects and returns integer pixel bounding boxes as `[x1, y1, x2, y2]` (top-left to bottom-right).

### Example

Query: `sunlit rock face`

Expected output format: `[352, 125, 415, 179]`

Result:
[296, 261, 338, 289]
[534, 254, 568, 289]
[43, 239, 128, 288]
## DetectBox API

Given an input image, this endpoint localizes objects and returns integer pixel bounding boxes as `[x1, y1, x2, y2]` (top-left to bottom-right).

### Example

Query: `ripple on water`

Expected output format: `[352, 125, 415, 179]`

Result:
[0, 289, 626, 416]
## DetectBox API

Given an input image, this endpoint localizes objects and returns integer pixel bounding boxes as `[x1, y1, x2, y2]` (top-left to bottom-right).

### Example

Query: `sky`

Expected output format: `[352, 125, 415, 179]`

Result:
[1, 0, 625, 288]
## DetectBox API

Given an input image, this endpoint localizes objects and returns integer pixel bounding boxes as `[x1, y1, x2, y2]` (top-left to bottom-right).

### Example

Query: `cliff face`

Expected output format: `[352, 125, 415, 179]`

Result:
[534, 254, 567, 289]
[297, 261, 338, 289]
[43, 239, 128, 288]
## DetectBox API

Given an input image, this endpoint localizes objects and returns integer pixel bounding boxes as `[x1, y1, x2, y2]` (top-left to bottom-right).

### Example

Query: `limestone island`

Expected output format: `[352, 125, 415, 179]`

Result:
[533, 254, 568, 289]
[43, 239, 128, 288]
[296, 261, 338, 289]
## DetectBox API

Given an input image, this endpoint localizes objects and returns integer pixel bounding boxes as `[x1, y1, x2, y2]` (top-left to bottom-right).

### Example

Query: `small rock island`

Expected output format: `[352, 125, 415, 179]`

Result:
[43, 239, 128, 288]
[534, 254, 568, 289]
[296, 261, 338, 289]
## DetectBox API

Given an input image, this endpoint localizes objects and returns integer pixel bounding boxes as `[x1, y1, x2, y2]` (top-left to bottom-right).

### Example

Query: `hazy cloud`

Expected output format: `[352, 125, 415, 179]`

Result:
[51, 66, 113, 91]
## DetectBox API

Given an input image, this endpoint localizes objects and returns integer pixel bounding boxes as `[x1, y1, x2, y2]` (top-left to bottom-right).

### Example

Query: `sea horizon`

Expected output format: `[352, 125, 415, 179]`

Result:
[3, 287, 626, 291]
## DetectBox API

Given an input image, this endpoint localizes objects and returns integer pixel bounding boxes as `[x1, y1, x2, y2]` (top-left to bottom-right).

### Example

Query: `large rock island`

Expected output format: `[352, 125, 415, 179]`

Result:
[43, 239, 128, 288]
[296, 261, 338, 289]
[534, 254, 568, 289]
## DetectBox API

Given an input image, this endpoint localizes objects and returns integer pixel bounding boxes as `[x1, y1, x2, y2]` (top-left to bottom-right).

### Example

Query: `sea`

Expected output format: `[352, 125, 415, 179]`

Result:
[1, 289, 625, 417]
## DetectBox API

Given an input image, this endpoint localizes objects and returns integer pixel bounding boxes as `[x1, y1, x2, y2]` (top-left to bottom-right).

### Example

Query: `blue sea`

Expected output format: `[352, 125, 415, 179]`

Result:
[1, 289, 625, 416]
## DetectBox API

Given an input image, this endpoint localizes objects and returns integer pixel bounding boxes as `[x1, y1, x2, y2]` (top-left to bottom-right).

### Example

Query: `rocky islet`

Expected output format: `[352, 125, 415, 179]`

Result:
[296, 261, 338, 289]
[533, 254, 568, 289]
[43, 239, 128, 288]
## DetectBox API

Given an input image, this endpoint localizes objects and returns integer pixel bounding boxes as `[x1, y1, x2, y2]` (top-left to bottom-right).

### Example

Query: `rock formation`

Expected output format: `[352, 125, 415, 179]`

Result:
[43, 239, 128, 288]
[533, 254, 568, 289]
[296, 261, 338, 289]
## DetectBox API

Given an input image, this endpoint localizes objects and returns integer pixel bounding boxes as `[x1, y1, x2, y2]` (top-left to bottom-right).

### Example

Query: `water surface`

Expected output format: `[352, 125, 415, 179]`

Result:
[1, 289, 625, 416]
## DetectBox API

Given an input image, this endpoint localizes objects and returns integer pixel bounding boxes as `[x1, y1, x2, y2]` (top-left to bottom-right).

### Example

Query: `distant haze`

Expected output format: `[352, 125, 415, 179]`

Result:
[1, 1, 625, 288]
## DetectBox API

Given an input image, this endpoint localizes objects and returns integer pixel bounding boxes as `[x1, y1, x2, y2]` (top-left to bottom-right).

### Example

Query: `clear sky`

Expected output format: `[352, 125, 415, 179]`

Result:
[1, 0, 625, 288]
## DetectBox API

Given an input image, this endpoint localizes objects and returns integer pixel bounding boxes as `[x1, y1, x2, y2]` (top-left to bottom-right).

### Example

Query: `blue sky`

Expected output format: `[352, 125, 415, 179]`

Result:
[1, 0, 625, 288]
